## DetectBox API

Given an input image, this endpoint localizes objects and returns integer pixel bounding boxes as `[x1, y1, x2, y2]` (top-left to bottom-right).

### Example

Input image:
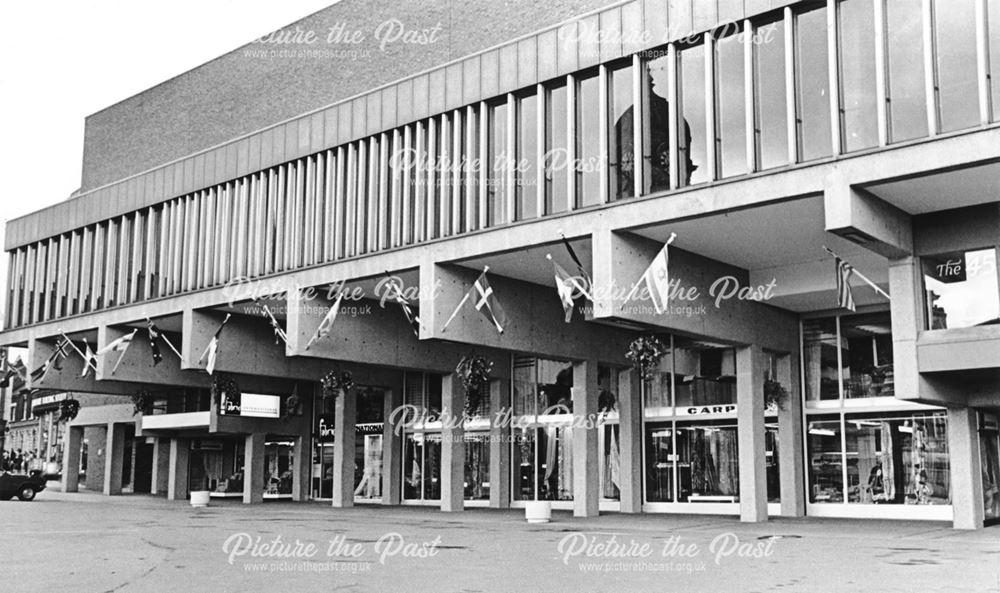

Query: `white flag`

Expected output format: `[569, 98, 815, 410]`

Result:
[306, 292, 345, 350]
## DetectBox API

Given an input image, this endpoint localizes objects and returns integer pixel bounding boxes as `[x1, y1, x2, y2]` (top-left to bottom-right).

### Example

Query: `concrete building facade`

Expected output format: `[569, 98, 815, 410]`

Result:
[2, 0, 999, 528]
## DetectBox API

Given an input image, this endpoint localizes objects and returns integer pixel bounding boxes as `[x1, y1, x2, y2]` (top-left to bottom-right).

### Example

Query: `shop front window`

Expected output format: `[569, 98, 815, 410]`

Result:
[807, 415, 845, 503]
[464, 432, 490, 501]
[840, 312, 894, 398]
[264, 440, 294, 498]
[645, 422, 675, 502]
[673, 341, 737, 409]
[598, 365, 620, 502]
[511, 356, 574, 502]
[803, 317, 842, 401]
[402, 372, 442, 501]
[354, 387, 384, 501]
[980, 413, 1000, 521]
[676, 422, 740, 502]
[923, 248, 1000, 329]
[190, 439, 245, 497]
[844, 413, 950, 505]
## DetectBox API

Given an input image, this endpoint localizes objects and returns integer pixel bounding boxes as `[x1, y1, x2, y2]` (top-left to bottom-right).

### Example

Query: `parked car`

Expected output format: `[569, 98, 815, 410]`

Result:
[0, 470, 47, 501]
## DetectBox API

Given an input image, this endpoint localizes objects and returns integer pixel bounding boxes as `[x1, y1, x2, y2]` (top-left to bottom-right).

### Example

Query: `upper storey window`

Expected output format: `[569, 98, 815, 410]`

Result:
[923, 248, 1000, 330]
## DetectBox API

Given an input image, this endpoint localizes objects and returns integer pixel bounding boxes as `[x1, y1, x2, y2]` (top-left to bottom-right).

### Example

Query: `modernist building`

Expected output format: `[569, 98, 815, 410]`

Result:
[2, 0, 999, 528]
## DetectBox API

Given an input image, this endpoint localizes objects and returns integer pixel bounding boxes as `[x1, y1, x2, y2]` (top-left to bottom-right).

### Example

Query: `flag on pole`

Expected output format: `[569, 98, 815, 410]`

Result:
[835, 256, 856, 312]
[559, 230, 593, 291]
[146, 319, 163, 366]
[51, 337, 69, 372]
[58, 332, 97, 377]
[97, 331, 136, 356]
[260, 303, 287, 345]
[30, 360, 51, 383]
[81, 339, 97, 378]
[547, 255, 585, 323]
[306, 291, 346, 350]
[470, 271, 508, 333]
[200, 313, 232, 376]
[623, 233, 675, 314]
[384, 274, 421, 338]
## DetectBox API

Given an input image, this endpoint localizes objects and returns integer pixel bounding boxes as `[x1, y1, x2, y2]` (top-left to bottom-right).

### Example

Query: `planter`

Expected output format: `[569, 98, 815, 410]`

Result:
[190, 490, 211, 508]
[525, 501, 552, 524]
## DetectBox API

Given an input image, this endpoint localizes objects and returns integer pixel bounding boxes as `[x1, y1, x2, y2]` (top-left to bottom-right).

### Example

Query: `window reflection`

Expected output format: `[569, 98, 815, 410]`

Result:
[679, 44, 708, 184]
[886, 0, 927, 142]
[754, 21, 788, 169]
[576, 73, 601, 208]
[716, 32, 747, 177]
[838, 0, 877, 152]
[840, 312, 894, 398]
[795, 8, 832, 161]
[673, 341, 737, 409]
[515, 92, 538, 220]
[545, 83, 569, 214]
[609, 65, 634, 200]
[934, 0, 979, 132]
[808, 415, 845, 502]
[803, 318, 841, 401]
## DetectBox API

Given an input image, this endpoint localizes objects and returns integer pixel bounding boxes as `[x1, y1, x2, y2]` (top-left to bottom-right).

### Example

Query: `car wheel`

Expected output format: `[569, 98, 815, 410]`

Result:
[17, 486, 36, 501]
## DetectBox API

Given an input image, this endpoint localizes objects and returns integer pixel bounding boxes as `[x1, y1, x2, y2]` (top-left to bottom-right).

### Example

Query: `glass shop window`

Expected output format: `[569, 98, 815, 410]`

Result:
[675, 422, 740, 502]
[807, 415, 844, 503]
[839, 312, 894, 399]
[673, 341, 737, 409]
[923, 248, 1000, 329]
[802, 317, 842, 402]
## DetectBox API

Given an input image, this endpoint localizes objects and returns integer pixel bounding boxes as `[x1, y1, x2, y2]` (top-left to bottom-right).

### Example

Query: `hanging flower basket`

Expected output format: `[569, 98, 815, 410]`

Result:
[321, 370, 354, 401]
[58, 398, 80, 422]
[626, 335, 667, 381]
[456, 355, 493, 415]
[213, 375, 240, 405]
[130, 390, 152, 416]
[764, 379, 789, 411]
[284, 393, 303, 419]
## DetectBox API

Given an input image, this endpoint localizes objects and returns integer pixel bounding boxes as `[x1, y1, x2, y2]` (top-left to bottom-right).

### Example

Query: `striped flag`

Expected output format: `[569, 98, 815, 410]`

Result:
[384, 275, 421, 338]
[51, 337, 70, 371]
[200, 313, 232, 376]
[305, 291, 346, 350]
[835, 256, 856, 311]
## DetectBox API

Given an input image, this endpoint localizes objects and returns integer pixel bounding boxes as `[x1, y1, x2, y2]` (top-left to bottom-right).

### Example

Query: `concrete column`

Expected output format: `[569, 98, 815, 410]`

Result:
[440, 374, 465, 512]
[572, 361, 599, 518]
[243, 432, 265, 505]
[617, 369, 643, 513]
[332, 388, 356, 508]
[382, 386, 403, 505]
[737, 345, 768, 523]
[949, 407, 985, 530]
[777, 353, 806, 517]
[61, 425, 84, 493]
[103, 423, 126, 496]
[292, 435, 310, 502]
[150, 437, 171, 495]
[167, 438, 190, 501]
[488, 378, 511, 508]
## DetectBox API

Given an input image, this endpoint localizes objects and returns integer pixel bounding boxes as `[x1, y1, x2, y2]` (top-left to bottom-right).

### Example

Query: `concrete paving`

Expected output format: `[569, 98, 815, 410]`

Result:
[1, 489, 998, 593]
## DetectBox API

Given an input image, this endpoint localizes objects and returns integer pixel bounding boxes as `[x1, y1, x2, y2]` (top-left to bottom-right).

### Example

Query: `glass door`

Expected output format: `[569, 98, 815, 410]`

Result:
[354, 387, 385, 502]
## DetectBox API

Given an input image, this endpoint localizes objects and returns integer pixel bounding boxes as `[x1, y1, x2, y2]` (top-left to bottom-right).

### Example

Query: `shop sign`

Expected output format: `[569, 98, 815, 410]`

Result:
[925, 253, 967, 283]
[219, 392, 281, 419]
[316, 414, 335, 442]
[677, 404, 737, 416]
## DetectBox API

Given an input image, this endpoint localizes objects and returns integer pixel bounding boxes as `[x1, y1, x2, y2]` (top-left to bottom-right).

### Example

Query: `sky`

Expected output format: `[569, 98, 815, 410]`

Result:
[0, 0, 339, 325]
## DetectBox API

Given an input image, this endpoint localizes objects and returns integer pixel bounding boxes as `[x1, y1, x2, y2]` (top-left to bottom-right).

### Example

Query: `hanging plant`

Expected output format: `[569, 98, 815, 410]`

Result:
[626, 335, 668, 381]
[456, 355, 493, 415]
[58, 398, 80, 422]
[321, 370, 354, 401]
[284, 384, 304, 419]
[130, 390, 152, 416]
[764, 379, 789, 411]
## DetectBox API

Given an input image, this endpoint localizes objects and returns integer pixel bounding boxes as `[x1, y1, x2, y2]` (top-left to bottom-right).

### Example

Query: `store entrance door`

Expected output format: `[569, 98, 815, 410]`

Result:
[979, 412, 1000, 526]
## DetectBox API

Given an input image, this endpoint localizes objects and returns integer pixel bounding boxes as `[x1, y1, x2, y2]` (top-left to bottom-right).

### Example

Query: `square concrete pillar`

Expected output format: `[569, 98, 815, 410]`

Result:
[332, 388, 356, 508]
[292, 435, 311, 502]
[949, 407, 985, 530]
[440, 374, 465, 512]
[777, 353, 805, 517]
[382, 386, 403, 505]
[489, 378, 511, 508]
[737, 345, 768, 523]
[150, 437, 171, 495]
[167, 438, 190, 501]
[617, 369, 643, 513]
[572, 360, 599, 518]
[103, 423, 126, 496]
[61, 425, 84, 493]
[243, 432, 266, 504]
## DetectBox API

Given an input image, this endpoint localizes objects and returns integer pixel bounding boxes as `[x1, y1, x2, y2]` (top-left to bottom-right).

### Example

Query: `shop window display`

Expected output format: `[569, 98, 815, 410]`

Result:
[840, 313, 894, 399]
[402, 373, 443, 501]
[598, 365, 621, 502]
[264, 441, 294, 498]
[803, 317, 843, 401]
[673, 342, 736, 408]
[923, 248, 1000, 330]
[511, 356, 574, 502]
[980, 413, 1000, 522]
[189, 440, 245, 498]
[354, 387, 385, 501]
[807, 416, 845, 503]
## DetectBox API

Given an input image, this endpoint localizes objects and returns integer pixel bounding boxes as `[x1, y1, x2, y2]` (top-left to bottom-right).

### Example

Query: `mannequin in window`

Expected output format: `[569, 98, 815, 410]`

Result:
[868, 463, 888, 503]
